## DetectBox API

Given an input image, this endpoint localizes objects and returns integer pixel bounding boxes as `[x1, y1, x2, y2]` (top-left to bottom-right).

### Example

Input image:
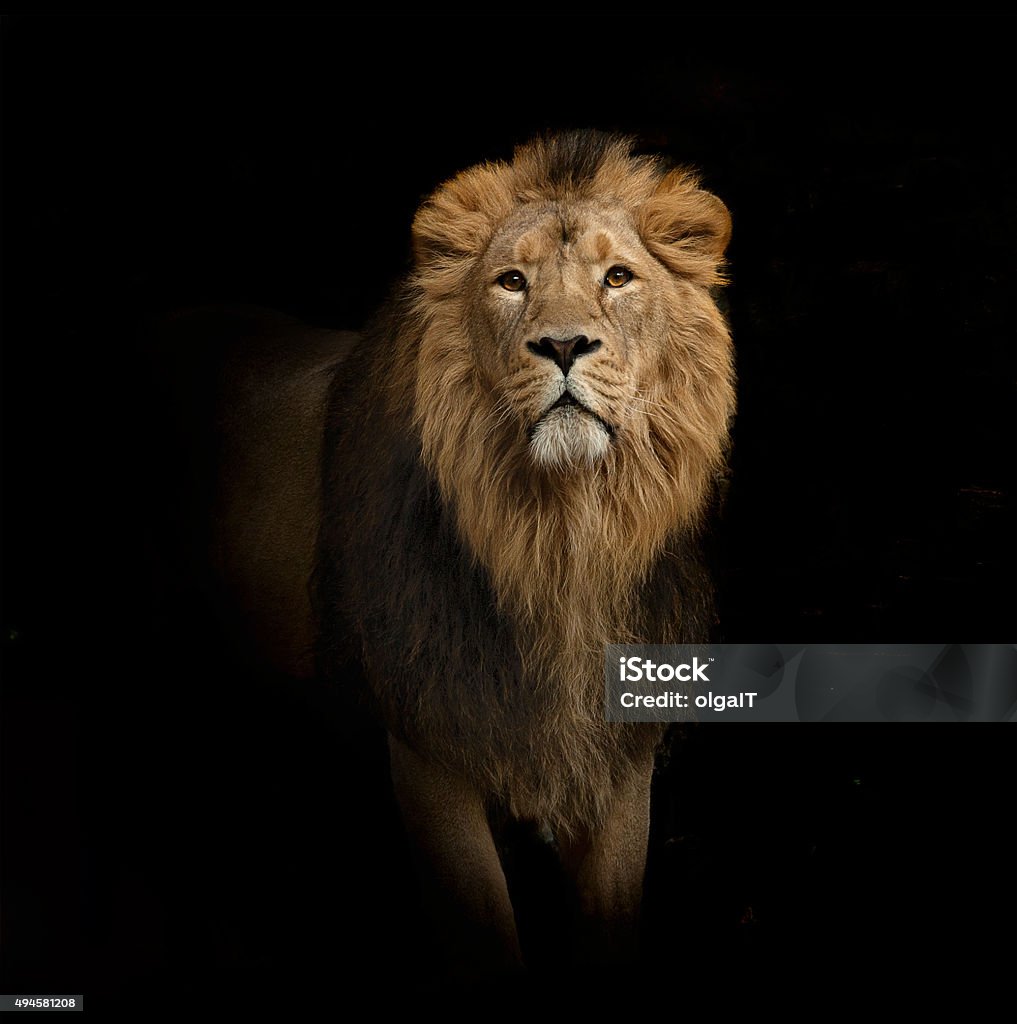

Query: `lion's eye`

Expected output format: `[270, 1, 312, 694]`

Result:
[606, 264, 630, 288]
[498, 270, 527, 292]
[604, 266, 633, 288]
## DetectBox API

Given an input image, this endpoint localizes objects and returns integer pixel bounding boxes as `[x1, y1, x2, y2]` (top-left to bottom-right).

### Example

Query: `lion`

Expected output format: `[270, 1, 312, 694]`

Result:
[166, 130, 734, 981]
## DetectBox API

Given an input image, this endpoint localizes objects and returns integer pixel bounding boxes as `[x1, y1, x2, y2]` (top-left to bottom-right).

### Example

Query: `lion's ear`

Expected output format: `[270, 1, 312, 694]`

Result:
[412, 163, 515, 294]
[638, 169, 731, 286]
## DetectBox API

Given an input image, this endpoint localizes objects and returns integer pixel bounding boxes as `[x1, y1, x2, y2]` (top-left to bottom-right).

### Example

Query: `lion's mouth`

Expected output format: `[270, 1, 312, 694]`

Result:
[536, 390, 616, 438]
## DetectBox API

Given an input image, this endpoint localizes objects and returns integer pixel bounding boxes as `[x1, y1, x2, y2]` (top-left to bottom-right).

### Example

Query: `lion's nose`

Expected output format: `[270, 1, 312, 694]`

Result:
[526, 335, 602, 376]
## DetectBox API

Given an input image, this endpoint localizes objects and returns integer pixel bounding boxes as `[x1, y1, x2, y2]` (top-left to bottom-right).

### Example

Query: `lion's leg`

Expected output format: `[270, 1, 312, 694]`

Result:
[558, 756, 654, 964]
[387, 733, 523, 979]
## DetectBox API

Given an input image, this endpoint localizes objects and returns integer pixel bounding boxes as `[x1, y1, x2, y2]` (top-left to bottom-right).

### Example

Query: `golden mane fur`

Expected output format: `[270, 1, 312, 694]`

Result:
[315, 131, 735, 832]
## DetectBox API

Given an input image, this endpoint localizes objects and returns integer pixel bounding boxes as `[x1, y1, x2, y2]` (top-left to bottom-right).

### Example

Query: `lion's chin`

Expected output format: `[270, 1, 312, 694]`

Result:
[528, 406, 612, 470]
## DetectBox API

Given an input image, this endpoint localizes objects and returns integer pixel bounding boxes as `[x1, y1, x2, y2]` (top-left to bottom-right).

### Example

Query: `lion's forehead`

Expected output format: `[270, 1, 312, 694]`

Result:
[485, 200, 643, 270]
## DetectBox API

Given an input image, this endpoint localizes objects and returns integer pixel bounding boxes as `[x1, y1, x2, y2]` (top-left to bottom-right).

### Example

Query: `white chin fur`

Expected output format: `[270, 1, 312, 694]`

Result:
[529, 407, 611, 469]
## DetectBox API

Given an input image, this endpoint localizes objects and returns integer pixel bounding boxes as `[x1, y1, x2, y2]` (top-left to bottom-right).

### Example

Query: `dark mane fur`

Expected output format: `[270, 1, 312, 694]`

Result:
[520, 129, 633, 191]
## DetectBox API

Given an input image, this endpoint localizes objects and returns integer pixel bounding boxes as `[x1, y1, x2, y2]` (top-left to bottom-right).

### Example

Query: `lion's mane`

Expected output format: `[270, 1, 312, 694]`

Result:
[314, 132, 735, 833]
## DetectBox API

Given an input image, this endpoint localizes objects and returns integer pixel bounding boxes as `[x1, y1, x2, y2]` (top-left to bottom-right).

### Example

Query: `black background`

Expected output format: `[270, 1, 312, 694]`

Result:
[2, 15, 1015, 1015]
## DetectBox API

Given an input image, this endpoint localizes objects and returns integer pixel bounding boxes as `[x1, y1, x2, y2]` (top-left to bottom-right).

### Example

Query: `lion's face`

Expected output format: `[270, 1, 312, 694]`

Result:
[474, 199, 677, 469]
[409, 130, 734, 585]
